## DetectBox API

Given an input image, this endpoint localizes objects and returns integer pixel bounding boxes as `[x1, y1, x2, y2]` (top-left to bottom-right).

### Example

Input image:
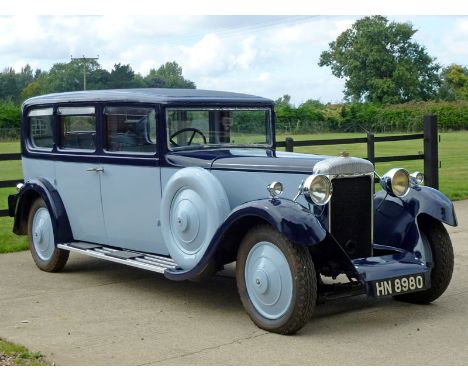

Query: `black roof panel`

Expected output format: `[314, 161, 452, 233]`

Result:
[22, 88, 274, 108]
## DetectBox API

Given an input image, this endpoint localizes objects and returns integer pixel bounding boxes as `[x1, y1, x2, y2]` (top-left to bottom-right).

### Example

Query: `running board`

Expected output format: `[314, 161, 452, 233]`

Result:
[57, 242, 178, 274]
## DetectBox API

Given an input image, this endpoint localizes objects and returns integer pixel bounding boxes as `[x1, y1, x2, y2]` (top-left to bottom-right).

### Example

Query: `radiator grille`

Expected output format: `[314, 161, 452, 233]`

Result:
[330, 176, 372, 259]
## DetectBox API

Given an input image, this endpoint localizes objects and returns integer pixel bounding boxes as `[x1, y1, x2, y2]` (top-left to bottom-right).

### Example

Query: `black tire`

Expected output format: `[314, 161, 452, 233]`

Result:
[236, 224, 316, 334]
[27, 198, 69, 272]
[394, 217, 454, 304]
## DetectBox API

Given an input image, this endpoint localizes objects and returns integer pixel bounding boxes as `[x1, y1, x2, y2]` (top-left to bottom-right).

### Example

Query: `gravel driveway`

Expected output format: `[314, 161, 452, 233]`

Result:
[0, 200, 467, 365]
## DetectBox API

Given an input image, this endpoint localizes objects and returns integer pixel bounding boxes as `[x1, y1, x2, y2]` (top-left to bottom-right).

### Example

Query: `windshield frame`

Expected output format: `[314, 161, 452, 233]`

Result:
[165, 106, 273, 152]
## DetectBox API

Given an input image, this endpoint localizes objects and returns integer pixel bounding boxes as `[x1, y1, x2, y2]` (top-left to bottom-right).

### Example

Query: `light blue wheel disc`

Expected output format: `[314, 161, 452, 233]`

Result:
[245, 241, 293, 320]
[32, 207, 54, 261]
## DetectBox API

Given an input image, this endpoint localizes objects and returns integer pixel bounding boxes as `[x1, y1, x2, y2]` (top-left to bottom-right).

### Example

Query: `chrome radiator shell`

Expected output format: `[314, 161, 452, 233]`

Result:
[313, 156, 374, 176]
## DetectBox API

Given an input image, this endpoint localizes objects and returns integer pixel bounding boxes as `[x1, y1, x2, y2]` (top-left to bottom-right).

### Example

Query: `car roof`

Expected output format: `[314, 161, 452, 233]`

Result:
[22, 88, 274, 108]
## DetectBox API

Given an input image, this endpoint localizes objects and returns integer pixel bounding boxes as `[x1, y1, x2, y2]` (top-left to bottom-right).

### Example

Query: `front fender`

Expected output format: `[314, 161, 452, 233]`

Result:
[165, 198, 327, 281]
[226, 198, 327, 246]
[13, 178, 73, 244]
[374, 186, 457, 252]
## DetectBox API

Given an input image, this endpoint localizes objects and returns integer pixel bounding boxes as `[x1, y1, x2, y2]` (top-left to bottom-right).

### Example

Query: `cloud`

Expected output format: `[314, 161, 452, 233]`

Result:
[442, 18, 468, 58]
[266, 17, 354, 46]
[2, 15, 467, 104]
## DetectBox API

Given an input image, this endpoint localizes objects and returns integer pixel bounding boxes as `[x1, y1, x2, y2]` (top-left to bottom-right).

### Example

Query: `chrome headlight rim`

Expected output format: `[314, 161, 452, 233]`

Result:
[380, 168, 410, 198]
[410, 171, 424, 186]
[267, 181, 284, 198]
[302, 174, 332, 206]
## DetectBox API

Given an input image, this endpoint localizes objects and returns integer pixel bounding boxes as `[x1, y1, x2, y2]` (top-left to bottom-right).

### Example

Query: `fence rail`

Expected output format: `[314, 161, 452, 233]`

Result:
[0, 114, 440, 218]
[276, 114, 439, 189]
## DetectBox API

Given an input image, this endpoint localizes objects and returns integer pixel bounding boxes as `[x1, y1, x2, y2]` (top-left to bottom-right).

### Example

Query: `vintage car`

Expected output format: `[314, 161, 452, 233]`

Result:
[8, 89, 457, 334]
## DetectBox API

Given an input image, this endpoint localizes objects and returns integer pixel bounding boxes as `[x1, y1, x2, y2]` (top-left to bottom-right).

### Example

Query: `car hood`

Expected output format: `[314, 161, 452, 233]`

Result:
[165, 148, 328, 174]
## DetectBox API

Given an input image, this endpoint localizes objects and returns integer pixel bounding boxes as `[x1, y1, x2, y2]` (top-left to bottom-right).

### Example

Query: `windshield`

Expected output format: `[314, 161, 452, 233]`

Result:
[166, 108, 272, 150]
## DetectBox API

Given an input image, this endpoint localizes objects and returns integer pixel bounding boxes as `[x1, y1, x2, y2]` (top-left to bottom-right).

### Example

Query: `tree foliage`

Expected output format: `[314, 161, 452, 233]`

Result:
[319, 15, 441, 104]
[144, 62, 195, 89]
[0, 60, 196, 104]
[438, 64, 468, 101]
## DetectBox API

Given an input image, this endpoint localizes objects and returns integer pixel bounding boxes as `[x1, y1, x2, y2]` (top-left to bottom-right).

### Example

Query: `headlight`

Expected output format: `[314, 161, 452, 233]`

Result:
[410, 171, 424, 186]
[267, 181, 283, 198]
[380, 168, 410, 197]
[302, 174, 332, 205]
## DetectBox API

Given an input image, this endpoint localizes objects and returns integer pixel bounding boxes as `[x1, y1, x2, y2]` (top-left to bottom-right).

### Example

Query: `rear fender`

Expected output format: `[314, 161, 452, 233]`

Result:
[13, 178, 73, 244]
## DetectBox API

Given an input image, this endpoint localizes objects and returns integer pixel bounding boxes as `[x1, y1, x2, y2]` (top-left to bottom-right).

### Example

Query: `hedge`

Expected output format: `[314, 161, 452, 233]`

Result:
[1, 100, 467, 137]
[276, 100, 468, 133]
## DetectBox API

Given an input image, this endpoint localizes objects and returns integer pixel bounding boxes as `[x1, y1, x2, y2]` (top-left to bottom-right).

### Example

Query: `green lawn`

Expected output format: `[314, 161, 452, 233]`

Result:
[0, 338, 49, 366]
[0, 141, 27, 253]
[0, 132, 467, 254]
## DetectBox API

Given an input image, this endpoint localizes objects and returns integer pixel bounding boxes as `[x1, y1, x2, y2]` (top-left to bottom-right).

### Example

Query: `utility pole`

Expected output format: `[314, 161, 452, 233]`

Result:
[70, 55, 99, 90]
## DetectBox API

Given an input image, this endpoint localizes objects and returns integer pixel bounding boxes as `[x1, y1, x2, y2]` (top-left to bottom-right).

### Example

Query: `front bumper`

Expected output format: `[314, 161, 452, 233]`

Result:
[353, 251, 431, 298]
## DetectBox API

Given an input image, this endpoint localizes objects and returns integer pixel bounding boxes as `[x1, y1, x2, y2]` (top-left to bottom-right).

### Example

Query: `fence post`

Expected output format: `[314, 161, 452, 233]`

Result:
[366, 133, 375, 165]
[423, 114, 439, 189]
[285, 137, 294, 152]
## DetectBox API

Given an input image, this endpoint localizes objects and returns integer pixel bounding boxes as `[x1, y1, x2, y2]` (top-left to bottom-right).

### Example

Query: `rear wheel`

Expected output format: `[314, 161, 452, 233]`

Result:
[394, 217, 454, 304]
[236, 225, 316, 334]
[27, 198, 69, 272]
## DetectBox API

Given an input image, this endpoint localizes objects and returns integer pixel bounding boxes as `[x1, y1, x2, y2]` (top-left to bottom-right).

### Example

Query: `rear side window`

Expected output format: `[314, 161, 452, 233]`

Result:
[28, 108, 54, 149]
[104, 106, 157, 154]
[57, 106, 96, 151]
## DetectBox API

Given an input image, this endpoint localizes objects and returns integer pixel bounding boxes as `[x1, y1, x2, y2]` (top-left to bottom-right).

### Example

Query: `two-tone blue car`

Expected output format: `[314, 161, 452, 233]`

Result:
[8, 89, 457, 334]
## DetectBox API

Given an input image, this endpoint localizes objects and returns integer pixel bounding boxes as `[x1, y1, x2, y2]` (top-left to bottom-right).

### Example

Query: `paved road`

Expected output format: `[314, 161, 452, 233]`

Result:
[1, 200, 467, 365]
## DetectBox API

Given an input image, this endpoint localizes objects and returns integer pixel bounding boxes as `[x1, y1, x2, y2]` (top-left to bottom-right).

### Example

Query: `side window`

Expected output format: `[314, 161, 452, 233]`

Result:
[104, 106, 157, 154]
[28, 108, 54, 150]
[57, 106, 96, 151]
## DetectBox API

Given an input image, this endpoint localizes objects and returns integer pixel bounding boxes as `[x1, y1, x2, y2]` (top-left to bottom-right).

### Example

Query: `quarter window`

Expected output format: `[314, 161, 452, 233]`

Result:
[104, 106, 157, 154]
[58, 106, 96, 151]
[28, 108, 54, 149]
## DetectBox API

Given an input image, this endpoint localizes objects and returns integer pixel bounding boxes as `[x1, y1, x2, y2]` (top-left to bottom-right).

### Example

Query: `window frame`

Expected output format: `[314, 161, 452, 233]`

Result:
[56, 105, 98, 153]
[164, 106, 273, 152]
[26, 107, 55, 152]
[102, 103, 159, 157]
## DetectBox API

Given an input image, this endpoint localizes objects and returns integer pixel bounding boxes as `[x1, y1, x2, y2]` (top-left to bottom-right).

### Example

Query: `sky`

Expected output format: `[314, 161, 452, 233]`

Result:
[1, 14, 468, 105]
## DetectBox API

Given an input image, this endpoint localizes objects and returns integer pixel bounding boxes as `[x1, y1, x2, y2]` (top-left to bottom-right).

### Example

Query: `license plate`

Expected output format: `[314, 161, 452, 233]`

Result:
[372, 273, 427, 297]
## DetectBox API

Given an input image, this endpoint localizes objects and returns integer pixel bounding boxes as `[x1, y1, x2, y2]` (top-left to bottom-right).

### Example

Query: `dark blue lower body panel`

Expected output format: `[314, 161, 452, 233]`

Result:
[353, 251, 431, 298]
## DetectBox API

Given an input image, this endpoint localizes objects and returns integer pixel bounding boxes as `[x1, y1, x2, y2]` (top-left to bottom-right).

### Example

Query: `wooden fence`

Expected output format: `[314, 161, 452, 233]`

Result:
[276, 114, 439, 188]
[0, 114, 439, 218]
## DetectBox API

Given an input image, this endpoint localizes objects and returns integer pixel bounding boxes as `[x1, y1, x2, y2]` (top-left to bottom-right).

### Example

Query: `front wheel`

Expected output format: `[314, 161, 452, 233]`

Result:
[27, 198, 69, 272]
[394, 217, 454, 304]
[236, 225, 316, 334]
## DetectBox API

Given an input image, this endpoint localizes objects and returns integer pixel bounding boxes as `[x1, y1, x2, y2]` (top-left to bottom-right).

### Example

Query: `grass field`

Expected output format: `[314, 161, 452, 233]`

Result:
[0, 338, 49, 366]
[0, 141, 27, 253]
[1, 132, 467, 254]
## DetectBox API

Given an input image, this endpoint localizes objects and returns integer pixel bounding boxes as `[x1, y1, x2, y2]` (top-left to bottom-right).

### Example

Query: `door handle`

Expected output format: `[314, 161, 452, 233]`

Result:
[86, 167, 104, 173]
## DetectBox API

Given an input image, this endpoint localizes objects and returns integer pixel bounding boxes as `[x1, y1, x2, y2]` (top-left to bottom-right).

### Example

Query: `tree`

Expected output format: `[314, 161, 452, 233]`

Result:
[438, 64, 468, 101]
[319, 15, 441, 104]
[144, 61, 195, 88]
[0, 66, 35, 102]
[20, 81, 43, 100]
[43, 61, 86, 93]
[109, 63, 144, 89]
[87, 68, 111, 90]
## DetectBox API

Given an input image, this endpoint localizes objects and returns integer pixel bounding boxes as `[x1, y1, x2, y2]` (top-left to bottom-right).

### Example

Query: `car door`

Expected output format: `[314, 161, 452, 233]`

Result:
[98, 105, 167, 255]
[54, 105, 108, 244]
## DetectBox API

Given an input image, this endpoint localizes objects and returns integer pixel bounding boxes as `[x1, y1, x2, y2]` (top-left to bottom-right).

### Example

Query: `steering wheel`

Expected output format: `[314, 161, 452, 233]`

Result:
[170, 128, 207, 147]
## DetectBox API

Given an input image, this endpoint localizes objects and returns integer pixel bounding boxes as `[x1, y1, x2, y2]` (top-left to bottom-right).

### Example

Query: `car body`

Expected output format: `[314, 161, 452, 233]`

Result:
[9, 88, 457, 334]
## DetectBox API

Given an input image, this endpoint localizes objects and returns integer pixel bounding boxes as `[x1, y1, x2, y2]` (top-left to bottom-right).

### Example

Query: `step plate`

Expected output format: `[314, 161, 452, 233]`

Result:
[58, 242, 178, 274]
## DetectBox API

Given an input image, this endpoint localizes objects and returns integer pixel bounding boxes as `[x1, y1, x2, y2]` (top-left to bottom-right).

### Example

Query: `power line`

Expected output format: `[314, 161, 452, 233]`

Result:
[70, 55, 99, 90]
[156, 16, 318, 45]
